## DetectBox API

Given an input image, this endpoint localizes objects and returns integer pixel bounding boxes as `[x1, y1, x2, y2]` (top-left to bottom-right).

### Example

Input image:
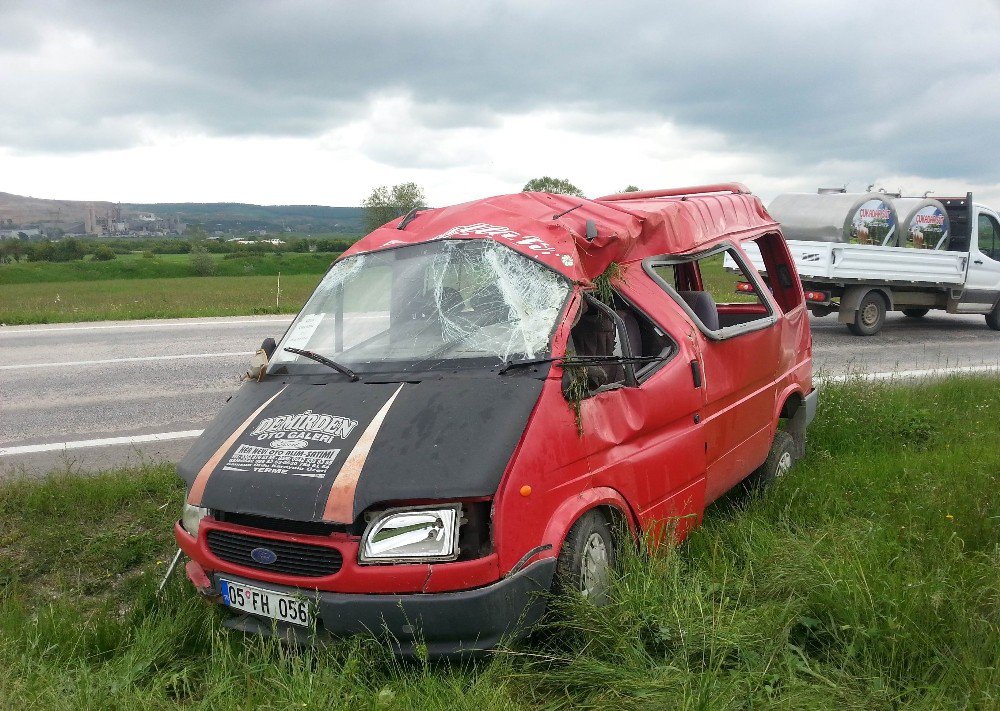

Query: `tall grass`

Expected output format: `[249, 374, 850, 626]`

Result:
[0, 378, 997, 708]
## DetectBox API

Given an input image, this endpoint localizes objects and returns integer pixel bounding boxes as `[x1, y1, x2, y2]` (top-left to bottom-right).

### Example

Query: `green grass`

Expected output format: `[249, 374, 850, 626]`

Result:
[0, 274, 324, 324]
[0, 377, 997, 708]
[0, 252, 339, 285]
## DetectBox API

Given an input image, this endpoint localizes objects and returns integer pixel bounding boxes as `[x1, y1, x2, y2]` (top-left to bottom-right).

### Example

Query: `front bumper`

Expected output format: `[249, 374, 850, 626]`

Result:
[211, 558, 556, 657]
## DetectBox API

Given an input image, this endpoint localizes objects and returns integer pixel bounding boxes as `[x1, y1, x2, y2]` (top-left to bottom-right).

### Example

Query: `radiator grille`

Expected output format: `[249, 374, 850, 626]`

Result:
[207, 530, 343, 578]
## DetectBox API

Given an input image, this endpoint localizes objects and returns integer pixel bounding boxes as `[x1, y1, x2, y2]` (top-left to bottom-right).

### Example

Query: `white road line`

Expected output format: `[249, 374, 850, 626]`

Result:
[1, 351, 253, 370]
[1, 318, 292, 335]
[818, 364, 1000, 384]
[0, 430, 205, 456]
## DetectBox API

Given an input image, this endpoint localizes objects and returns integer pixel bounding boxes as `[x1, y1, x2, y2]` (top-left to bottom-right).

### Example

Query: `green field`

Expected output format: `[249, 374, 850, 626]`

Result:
[1, 378, 997, 708]
[0, 252, 339, 284]
[0, 274, 325, 323]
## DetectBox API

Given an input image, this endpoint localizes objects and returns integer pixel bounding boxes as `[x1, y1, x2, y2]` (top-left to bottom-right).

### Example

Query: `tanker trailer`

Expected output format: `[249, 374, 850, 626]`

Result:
[768, 189, 898, 246]
[890, 197, 951, 250]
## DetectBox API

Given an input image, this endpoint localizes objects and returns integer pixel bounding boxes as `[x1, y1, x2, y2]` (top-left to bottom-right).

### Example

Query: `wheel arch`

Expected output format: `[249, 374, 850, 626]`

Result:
[838, 285, 893, 322]
[776, 386, 805, 422]
[540, 487, 638, 558]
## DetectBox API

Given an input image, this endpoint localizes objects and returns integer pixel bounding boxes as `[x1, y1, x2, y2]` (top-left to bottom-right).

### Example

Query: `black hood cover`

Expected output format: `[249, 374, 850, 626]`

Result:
[178, 376, 544, 523]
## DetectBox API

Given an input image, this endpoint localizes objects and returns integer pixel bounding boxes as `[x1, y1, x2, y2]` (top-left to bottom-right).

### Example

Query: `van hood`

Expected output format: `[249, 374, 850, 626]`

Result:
[178, 376, 545, 524]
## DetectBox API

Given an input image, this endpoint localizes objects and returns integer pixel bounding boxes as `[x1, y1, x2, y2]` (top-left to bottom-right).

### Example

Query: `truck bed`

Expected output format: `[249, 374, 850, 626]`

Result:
[738, 240, 968, 288]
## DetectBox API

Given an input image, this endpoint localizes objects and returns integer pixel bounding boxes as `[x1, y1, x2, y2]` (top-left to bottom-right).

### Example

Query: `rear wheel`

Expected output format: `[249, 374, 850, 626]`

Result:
[554, 510, 614, 606]
[987, 304, 1000, 331]
[847, 291, 887, 336]
[902, 308, 929, 319]
[742, 430, 795, 494]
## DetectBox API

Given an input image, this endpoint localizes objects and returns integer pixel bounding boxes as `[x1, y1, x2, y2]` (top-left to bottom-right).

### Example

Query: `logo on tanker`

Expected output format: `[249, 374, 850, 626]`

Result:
[432, 223, 558, 255]
[851, 199, 896, 245]
[250, 410, 358, 445]
[915, 209, 946, 226]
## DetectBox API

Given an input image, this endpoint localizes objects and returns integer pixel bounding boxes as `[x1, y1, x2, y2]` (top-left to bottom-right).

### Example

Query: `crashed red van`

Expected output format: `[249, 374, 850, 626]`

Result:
[175, 183, 816, 655]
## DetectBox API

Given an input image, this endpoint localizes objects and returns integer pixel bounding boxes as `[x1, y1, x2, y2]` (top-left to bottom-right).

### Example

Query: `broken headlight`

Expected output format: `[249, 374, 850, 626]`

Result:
[181, 502, 210, 537]
[359, 505, 462, 564]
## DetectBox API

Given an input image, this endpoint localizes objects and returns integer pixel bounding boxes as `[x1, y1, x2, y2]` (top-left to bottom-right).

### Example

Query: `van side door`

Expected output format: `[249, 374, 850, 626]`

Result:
[561, 280, 707, 539]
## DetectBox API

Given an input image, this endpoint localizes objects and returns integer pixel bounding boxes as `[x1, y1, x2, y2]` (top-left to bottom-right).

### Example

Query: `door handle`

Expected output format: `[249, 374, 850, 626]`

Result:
[690, 359, 702, 388]
[974, 260, 984, 265]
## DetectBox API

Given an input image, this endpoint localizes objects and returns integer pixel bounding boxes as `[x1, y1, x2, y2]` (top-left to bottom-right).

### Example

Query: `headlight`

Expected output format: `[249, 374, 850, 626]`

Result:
[181, 502, 210, 537]
[360, 505, 462, 563]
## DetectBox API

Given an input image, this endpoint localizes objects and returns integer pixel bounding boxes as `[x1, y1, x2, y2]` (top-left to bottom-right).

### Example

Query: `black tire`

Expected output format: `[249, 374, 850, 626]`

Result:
[987, 305, 1000, 331]
[554, 510, 615, 606]
[902, 308, 929, 319]
[742, 430, 795, 494]
[847, 291, 887, 336]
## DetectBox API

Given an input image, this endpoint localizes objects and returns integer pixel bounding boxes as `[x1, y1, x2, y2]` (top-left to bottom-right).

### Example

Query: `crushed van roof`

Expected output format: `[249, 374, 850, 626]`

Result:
[342, 183, 778, 282]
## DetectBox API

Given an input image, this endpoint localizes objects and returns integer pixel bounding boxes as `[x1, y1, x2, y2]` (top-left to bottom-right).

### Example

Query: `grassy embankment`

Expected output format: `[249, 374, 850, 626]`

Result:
[1, 377, 997, 708]
[0, 253, 338, 324]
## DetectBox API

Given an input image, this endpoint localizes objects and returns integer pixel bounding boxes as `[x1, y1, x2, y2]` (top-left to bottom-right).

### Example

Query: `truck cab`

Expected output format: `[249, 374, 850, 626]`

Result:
[940, 195, 1000, 322]
[174, 184, 816, 655]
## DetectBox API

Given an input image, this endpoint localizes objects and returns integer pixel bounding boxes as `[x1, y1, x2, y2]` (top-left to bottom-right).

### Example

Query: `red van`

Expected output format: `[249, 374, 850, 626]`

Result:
[174, 183, 816, 655]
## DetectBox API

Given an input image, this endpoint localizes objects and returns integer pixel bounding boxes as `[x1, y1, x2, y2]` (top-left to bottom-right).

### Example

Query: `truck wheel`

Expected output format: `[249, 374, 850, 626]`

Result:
[742, 430, 795, 494]
[987, 305, 1000, 331]
[902, 308, 929, 318]
[554, 510, 614, 606]
[847, 291, 886, 336]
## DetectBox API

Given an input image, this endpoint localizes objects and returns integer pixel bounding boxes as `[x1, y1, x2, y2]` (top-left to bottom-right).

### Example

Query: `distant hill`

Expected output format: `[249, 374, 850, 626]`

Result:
[124, 202, 366, 234]
[0, 192, 365, 235]
[0, 192, 114, 231]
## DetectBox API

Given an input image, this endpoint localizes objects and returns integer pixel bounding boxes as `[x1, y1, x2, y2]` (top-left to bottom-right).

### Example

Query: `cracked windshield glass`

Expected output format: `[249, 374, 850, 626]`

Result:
[270, 239, 570, 373]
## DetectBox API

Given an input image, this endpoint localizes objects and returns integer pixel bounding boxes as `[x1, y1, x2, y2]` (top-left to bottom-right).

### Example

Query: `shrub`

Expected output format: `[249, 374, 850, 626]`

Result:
[91, 244, 116, 261]
[189, 246, 217, 276]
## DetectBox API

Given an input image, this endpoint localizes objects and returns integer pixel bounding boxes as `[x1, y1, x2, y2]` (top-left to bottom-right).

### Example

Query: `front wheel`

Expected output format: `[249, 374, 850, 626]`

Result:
[847, 291, 887, 336]
[902, 308, 929, 319]
[554, 510, 615, 606]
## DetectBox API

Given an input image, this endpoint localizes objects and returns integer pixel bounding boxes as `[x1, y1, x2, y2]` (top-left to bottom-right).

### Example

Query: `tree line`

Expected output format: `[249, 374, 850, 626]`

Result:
[0, 236, 356, 264]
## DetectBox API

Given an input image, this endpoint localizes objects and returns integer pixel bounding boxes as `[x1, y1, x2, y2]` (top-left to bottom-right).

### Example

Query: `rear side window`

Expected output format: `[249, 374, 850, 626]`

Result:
[645, 246, 775, 338]
[746, 233, 803, 313]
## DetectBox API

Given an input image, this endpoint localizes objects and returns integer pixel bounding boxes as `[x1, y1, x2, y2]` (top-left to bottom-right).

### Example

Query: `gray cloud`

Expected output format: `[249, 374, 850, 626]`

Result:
[1, 0, 999, 183]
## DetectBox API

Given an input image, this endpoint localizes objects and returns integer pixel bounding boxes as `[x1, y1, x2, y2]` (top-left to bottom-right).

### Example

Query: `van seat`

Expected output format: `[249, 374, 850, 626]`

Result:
[677, 290, 720, 331]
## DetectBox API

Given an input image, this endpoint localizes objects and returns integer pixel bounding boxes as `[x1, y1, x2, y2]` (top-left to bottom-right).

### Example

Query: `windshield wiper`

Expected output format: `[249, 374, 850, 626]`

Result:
[283, 347, 360, 381]
[497, 356, 562, 374]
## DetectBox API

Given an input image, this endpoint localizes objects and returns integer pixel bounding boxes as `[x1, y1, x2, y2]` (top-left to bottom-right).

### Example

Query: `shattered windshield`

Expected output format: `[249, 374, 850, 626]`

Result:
[269, 239, 571, 373]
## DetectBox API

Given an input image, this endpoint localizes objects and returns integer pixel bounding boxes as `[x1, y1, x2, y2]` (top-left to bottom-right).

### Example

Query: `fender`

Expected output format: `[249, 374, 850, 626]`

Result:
[538, 487, 638, 560]
[773, 383, 805, 425]
[838, 285, 893, 323]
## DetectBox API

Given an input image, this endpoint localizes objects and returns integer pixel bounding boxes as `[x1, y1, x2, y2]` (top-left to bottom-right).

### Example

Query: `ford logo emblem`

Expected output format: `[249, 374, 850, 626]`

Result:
[250, 547, 278, 565]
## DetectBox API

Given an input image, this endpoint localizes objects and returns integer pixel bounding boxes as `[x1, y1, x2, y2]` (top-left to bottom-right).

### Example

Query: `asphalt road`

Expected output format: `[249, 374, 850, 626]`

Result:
[2, 311, 999, 478]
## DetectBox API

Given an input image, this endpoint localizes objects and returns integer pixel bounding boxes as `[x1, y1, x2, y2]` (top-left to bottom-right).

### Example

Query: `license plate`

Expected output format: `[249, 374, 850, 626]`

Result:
[219, 579, 312, 627]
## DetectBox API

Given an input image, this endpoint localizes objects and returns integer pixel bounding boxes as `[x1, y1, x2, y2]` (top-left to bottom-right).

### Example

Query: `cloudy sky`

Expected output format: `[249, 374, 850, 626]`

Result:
[2, 0, 999, 207]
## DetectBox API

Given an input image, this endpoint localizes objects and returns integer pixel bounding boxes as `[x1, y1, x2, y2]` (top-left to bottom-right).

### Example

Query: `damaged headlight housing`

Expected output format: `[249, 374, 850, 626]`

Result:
[181, 502, 210, 537]
[360, 505, 462, 563]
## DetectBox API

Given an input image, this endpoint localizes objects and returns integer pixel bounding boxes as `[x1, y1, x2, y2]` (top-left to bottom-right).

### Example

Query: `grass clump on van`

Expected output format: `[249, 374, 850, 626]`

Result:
[0, 376, 997, 708]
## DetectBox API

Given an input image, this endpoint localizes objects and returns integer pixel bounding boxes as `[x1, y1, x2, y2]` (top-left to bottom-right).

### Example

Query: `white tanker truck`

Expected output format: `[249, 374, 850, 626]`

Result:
[739, 190, 1000, 335]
